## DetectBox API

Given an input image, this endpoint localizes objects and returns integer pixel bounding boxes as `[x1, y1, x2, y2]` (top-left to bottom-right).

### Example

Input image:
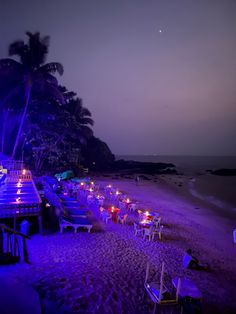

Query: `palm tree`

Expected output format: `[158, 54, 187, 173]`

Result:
[23, 90, 94, 173]
[63, 97, 94, 142]
[0, 32, 64, 159]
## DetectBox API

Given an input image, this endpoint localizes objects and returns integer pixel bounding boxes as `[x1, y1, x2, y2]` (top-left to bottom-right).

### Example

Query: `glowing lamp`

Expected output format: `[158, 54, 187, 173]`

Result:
[91, 181, 94, 185]
[126, 198, 130, 203]
[17, 189, 21, 195]
[145, 211, 150, 216]
[22, 169, 26, 175]
[107, 184, 112, 188]
[116, 191, 120, 195]
[17, 182, 22, 188]
[46, 203, 50, 207]
[16, 197, 21, 203]
[80, 182, 84, 186]
[89, 188, 93, 192]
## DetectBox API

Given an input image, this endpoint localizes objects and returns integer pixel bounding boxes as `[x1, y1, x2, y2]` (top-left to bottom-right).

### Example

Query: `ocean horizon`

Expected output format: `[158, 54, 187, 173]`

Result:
[115, 155, 236, 174]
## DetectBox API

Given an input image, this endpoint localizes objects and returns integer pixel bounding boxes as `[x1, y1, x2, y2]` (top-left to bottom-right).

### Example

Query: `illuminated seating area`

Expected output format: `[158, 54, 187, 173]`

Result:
[0, 163, 42, 232]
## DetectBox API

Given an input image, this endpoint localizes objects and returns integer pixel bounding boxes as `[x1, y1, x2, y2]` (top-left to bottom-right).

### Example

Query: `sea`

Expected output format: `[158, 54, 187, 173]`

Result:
[115, 155, 236, 175]
[116, 155, 236, 210]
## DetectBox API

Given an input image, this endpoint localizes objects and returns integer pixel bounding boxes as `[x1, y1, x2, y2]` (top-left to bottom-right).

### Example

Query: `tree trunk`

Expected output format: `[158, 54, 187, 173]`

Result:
[1, 110, 7, 153]
[11, 86, 31, 159]
[0, 84, 21, 154]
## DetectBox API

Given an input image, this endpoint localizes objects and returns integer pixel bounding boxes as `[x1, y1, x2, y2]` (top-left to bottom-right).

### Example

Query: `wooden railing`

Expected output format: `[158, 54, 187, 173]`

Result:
[0, 159, 23, 171]
[6, 170, 32, 182]
[0, 224, 30, 263]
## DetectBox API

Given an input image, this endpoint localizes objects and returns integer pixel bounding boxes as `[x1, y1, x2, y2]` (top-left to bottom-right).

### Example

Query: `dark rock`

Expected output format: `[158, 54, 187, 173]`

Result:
[81, 136, 115, 170]
[211, 168, 236, 176]
[139, 175, 151, 180]
[111, 159, 177, 175]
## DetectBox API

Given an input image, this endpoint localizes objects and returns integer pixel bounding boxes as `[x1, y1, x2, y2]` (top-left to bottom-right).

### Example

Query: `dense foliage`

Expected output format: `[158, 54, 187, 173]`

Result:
[0, 32, 96, 173]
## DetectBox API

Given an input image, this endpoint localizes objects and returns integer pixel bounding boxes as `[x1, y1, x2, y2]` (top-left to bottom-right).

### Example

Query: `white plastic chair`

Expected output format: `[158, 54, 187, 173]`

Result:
[134, 222, 143, 237]
[118, 214, 128, 225]
[152, 225, 164, 241]
[143, 226, 154, 241]
[101, 212, 112, 224]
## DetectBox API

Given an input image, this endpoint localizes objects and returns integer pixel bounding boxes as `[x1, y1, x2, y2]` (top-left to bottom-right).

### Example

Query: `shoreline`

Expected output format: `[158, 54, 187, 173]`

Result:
[101, 171, 236, 225]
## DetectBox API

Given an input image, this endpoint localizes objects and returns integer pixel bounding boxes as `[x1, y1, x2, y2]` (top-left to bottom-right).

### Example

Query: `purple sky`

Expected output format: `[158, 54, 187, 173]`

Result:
[0, 0, 236, 155]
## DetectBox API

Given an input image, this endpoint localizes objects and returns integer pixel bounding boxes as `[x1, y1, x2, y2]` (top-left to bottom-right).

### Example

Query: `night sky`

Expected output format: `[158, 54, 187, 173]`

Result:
[0, 0, 236, 155]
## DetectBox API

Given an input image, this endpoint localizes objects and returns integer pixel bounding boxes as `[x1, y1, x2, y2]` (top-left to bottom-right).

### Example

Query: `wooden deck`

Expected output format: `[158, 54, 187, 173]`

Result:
[0, 167, 42, 233]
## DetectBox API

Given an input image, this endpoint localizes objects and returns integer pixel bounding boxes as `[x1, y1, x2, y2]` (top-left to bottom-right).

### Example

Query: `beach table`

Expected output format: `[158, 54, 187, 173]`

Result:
[172, 277, 202, 300]
[139, 221, 153, 228]
[108, 207, 120, 222]
[148, 212, 160, 218]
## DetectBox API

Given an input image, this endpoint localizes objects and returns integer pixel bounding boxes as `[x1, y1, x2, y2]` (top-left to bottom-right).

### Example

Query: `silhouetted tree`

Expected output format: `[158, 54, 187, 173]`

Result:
[23, 90, 94, 173]
[0, 32, 64, 158]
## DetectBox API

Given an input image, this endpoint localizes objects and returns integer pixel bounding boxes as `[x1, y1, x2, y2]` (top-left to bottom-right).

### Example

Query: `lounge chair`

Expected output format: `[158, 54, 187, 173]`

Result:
[60, 216, 93, 233]
[143, 262, 181, 314]
[66, 208, 89, 218]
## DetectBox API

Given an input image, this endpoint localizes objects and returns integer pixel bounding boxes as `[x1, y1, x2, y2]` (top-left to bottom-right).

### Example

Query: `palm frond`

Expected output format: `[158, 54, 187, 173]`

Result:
[42, 82, 65, 105]
[0, 58, 23, 71]
[9, 41, 27, 57]
[43, 73, 58, 86]
[26, 32, 49, 66]
[39, 62, 64, 75]
[79, 117, 94, 126]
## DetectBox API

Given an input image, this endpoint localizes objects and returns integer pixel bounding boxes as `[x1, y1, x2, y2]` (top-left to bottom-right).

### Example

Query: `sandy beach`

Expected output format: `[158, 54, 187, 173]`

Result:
[0, 174, 236, 314]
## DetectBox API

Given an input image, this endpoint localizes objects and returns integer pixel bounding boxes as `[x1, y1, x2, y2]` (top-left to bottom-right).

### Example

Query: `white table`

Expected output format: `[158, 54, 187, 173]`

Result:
[172, 277, 202, 300]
